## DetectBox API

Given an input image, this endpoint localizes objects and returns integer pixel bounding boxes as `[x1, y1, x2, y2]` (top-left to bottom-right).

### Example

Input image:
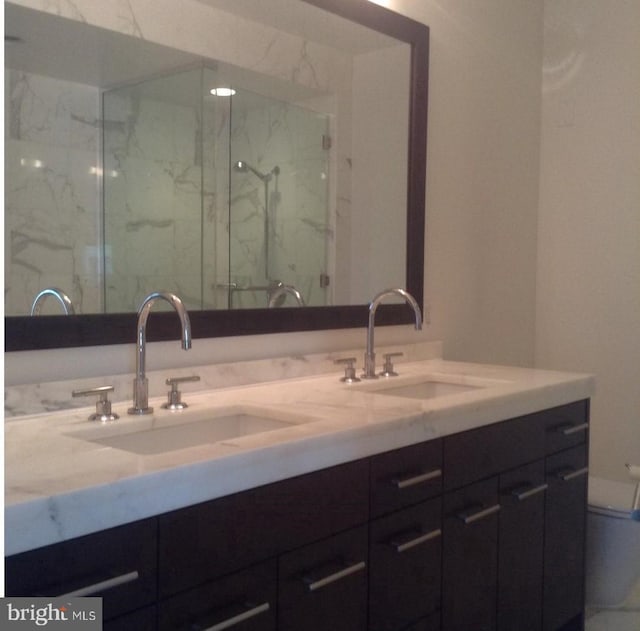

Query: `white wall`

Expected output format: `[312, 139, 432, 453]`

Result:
[537, 0, 640, 482]
[5, 0, 544, 384]
[391, 0, 543, 366]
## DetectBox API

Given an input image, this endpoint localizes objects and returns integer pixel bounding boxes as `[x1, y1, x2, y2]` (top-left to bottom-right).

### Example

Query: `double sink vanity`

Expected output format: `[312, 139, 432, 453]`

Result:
[5, 342, 594, 631]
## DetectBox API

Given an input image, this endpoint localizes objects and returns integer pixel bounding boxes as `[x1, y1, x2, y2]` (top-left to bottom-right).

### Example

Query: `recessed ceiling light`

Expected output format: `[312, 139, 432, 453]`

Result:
[209, 87, 236, 97]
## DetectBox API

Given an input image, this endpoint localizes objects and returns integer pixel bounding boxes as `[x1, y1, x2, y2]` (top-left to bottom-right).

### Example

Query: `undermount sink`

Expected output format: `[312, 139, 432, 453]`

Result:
[67, 405, 309, 456]
[354, 374, 506, 401]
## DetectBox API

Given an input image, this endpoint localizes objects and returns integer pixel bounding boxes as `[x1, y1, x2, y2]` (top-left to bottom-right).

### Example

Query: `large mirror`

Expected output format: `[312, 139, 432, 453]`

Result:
[4, 0, 428, 351]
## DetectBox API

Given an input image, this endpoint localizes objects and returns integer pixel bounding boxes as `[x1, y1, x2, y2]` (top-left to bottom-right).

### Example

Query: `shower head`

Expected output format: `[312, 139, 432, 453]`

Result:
[233, 160, 279, 182]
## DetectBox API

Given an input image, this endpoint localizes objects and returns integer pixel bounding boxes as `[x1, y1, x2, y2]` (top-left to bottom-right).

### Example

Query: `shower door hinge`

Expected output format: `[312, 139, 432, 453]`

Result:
[322, 134, 332, 150]
[320, 273, 330, 288]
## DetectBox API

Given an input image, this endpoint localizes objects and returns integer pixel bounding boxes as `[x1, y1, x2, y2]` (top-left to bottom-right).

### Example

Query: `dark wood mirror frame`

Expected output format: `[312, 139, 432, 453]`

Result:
[5, 0, 428, 352]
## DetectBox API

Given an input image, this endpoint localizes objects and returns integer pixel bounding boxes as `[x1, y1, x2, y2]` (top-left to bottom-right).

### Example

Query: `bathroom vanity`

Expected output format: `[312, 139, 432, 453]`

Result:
[4, 349, 593, 631]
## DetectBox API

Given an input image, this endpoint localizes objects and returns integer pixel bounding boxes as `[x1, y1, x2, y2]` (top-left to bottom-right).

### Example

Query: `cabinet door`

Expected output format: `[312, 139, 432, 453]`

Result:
[543, 445, 588, 631]
[442, 476, 500, 631]
[369, 498, 441, 631]
[159, 560, 276, 631]
[498, 461, 547, 631]
[5, 518, 157, 622]
[278, 525, 368, 631]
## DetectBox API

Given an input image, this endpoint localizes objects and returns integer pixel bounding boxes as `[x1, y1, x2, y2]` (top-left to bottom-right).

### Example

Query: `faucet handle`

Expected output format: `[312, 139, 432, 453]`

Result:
[72, 385, 119, 422]
[162, 375, 201, 410]
[334, 357, 361, 383]
[380, 352, 404, 377]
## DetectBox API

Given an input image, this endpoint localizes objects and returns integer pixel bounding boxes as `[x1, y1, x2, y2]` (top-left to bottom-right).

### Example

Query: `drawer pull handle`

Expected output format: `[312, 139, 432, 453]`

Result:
[201, 602, 270, 631]
[457, 503, 501, 525]
[512, 483, 548, 501]
[393, 468, 442, 489]
[558, 466, 589, 482]
[59, 570, 140, 597]
[558, 422, 589, 436]
[304, 560, 366, 592]
[392, 528, 442, 553]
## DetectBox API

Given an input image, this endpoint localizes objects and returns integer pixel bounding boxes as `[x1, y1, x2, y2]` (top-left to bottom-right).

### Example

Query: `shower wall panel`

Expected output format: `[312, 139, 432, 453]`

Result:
[4, 70, 101, 315]
[103, 67, 212, 313]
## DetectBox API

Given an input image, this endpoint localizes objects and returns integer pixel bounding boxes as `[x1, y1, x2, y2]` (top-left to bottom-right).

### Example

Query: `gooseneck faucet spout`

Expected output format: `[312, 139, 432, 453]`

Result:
[128, 292, 191, 415]
[268, 285, 306, 307]
[30, 288, 75, 316]
[363, 288, 422, 379]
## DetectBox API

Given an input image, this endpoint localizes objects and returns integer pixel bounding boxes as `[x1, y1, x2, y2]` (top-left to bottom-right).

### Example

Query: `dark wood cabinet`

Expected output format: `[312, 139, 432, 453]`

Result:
[442, 476, 500, 631]
[103, 606, 157, 631]
[543, 445, 588, 631]
[369, 497, 442, 631]
[498, 461, 547, 631]
[159, 561, 277, 631]
[5, 401, 589, 631]
[4, 518, 157, 623]
[278, 525, 368, 631]
[158, 459, 369, 597]
[370, 439, 442, 518]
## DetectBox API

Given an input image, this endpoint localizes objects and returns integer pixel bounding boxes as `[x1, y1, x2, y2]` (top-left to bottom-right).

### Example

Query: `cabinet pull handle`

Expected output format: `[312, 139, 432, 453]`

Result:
[58, 570, 139, 597]
[393, 468, 442, 489]
[512, 483, 548, 501]
[557, 466, 589, 482]
[457, 503, 501, 525]
[199, 602, 270, 631]
[391, 528, 442, 553]
[304, 560, 366, 592]
[558, 422, 589, 436]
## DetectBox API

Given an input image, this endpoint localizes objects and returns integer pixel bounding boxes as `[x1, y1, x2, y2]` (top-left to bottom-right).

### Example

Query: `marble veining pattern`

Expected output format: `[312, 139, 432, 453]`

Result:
[4, 341, 442, 418]
[6, 0, 353, 315]
[4, 70, 101, 315]
[4, 342, 594, 555]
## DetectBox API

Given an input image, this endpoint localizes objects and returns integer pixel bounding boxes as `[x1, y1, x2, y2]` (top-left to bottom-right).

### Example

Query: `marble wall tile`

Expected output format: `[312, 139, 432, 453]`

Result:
[7, 0, 358, 314]
[4, 341, 443, 418]
[4, 70, 100, 315]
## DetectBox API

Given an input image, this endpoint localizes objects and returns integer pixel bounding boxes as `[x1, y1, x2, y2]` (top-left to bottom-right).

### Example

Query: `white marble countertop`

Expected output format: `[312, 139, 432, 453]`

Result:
[4, 352, 594, 556]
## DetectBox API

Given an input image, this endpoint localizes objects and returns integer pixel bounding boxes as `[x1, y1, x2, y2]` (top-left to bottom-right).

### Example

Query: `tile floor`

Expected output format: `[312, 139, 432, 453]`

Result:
[585, 578, 640, 631]
[585, 609, 640, 631]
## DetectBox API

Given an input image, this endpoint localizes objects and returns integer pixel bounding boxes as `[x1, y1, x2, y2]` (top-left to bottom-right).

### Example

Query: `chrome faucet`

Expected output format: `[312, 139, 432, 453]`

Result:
[362, 288, 422, 379]
[268, 285, 306, 307]
[128, 292, 191, 415]
[30, 288, 75, 316]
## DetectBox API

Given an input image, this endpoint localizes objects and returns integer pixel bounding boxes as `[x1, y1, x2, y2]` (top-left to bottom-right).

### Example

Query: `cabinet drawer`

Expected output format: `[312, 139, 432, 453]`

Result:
[159, 560, 276, 631]
[278, 525, 368, 631]
[444, 414, 543, 491]
[370, 439, 442, 518]
[158, 459, 369, 597]
[538, 401, 589, 455]
[369, 498, 442, 631]
[5, 518, 157, 622]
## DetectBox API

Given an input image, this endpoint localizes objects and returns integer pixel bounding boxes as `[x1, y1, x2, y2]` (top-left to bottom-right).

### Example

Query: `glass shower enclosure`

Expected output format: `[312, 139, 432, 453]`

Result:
[102, 64, 330, 313]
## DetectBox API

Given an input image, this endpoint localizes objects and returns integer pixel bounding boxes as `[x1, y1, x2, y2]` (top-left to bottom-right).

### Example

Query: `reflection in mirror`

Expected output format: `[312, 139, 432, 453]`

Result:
[5, 0, 409, 315]
[102, 68, 331, 312]
[4, 0, 428, 350]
